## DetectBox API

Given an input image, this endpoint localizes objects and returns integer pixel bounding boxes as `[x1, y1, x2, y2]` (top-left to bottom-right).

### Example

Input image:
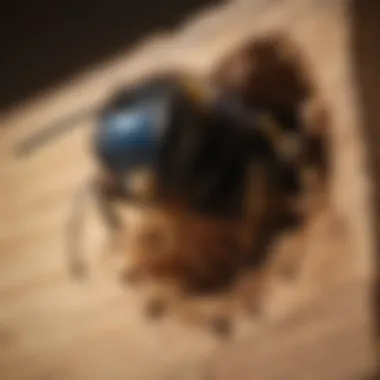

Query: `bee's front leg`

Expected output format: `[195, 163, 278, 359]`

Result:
[95, 172, 123, 231]
[93, 172, 128, 260]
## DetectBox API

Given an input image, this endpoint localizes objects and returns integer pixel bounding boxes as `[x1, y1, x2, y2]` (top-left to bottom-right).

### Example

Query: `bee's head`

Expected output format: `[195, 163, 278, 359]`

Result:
[95, 110, 159, 171]
[93, 75, 185, 198]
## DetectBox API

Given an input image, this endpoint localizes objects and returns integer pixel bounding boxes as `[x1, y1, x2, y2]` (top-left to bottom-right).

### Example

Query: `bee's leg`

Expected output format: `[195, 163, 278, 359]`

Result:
[274, 115, 330, 281]
[67, 173, 126, 279]
[93, 173, 129, 262]
[270, 127, 326, 281]
[300, 97, 330, 202]
[95, 173, 123, 232]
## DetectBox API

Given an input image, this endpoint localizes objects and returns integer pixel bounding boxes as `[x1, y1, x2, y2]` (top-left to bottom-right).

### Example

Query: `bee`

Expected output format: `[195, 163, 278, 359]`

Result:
[15, 33, 329, 301]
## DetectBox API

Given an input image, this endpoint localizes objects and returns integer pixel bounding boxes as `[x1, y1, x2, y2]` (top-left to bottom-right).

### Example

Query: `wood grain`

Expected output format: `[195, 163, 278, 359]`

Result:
[0, 0, 376, 379]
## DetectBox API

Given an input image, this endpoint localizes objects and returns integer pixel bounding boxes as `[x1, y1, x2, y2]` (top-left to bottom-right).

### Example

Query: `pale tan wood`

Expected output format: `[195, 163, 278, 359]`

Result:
[0, 1, 376, 379]
[208, 279, 377, 380]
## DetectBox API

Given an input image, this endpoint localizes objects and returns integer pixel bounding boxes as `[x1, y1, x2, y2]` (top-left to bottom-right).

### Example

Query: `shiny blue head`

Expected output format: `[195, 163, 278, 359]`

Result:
[95, 104, 163, 174]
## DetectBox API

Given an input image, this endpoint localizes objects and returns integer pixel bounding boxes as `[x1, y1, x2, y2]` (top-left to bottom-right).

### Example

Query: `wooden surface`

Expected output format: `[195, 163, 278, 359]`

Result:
[208, 279, 376, 380]
[0, 0, 377, 379]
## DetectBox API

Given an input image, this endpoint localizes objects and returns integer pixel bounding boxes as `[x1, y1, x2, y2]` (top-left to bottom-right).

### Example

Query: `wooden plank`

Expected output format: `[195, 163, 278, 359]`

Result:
[0, 0, 375, 379]
[207, 279, 378, 380]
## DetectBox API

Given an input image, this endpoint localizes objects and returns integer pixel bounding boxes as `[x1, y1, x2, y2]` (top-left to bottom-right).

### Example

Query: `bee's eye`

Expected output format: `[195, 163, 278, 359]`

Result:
[95, 107, 160, 173]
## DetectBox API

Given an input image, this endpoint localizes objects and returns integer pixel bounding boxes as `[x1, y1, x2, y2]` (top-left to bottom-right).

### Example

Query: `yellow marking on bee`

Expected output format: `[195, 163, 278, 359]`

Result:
[128, 167, 157, 200]
[257, 113, 301, 163]
[179, 73, 210, 109]
[256, 113, 284, 146]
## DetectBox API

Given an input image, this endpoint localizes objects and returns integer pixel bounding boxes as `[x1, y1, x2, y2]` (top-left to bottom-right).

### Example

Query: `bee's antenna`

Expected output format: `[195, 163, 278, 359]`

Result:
[14, 106, 99, 157]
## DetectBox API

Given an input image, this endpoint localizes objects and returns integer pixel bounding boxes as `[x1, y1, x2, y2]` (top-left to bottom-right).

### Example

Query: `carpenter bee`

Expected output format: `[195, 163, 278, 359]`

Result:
[15, 34, 328, 288]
